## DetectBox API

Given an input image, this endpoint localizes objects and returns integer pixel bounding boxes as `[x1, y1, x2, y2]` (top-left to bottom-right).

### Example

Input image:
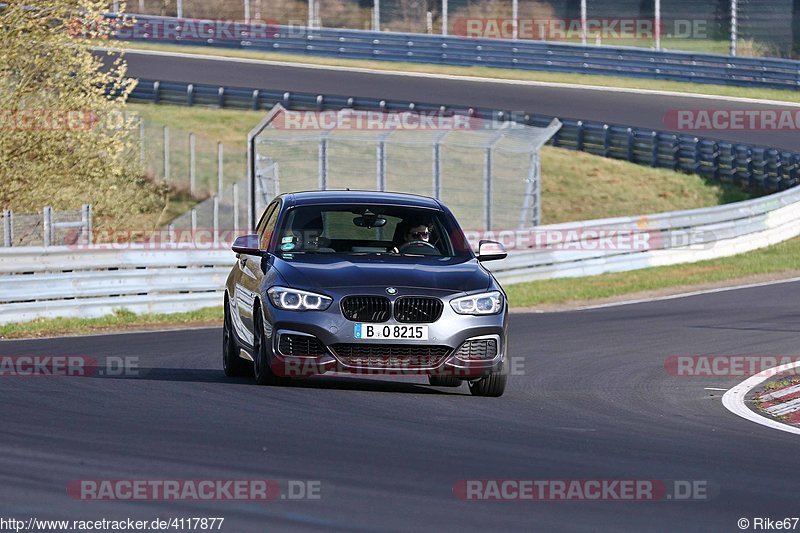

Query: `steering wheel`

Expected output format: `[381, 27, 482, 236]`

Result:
[398, 240, 439, 255]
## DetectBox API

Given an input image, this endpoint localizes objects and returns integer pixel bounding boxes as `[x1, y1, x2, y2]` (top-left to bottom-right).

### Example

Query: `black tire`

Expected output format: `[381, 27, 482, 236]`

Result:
[252, 305, 289, 386]
[223, 296, 250, 377]
[428, 375, 462, 387]
[468, 364, 508, 397]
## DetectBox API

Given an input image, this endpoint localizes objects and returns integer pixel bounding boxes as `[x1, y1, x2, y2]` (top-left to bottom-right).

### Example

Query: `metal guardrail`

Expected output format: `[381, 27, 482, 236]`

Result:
[113, 14, 800, 91]
[2, 183, 800, 324]
[129, 79, 800, 193]
[0, 246, 230, 324]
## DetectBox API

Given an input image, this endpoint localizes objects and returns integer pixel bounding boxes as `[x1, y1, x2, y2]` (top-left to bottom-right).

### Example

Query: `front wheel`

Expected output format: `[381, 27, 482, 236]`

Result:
[252, 306, 289, 386]
[468, 364, 507, 397]
[223, 298, 250, 377]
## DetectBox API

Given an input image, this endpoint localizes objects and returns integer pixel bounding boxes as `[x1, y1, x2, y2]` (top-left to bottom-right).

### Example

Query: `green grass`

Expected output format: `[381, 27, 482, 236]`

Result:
[0, 307, 222, 340]
[120, 42, 800, 105]
[505, 235, 800, 307]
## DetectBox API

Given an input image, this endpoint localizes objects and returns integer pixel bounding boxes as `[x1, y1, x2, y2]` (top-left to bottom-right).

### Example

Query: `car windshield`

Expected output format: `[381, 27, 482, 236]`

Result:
[274, 204, 472, 258]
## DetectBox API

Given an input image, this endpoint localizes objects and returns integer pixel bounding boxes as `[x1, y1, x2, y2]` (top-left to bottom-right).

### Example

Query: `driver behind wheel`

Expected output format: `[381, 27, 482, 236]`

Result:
[390, 218, 434, 254]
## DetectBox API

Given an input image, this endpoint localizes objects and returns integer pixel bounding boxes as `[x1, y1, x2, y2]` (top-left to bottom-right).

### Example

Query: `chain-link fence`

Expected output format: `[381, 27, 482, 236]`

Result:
[2, 206, 92, 247]
[118, 0, 800, 58]
[249, 106, 560, 232]
[137, 120, 247, 199]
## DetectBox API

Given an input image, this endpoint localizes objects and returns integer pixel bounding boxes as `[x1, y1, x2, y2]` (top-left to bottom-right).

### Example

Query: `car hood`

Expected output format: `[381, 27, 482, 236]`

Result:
[271, 254, 492, 294]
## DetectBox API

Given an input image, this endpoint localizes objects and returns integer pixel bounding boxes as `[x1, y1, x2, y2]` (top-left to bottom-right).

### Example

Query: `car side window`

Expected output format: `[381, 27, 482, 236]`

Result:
[258, 202, 280, 250]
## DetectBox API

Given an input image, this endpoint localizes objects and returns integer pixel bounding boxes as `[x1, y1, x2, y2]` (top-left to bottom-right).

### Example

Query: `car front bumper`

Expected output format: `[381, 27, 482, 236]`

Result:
[261, 293, 508, 380]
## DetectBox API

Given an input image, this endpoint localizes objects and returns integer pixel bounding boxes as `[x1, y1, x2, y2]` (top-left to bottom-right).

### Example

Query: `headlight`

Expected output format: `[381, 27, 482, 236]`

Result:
[450, 291, 503, 315]
[268, 287, 332, 311]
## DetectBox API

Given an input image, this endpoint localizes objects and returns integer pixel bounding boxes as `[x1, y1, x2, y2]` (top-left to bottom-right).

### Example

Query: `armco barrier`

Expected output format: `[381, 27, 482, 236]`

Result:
[0, 247, 231, 324]
[128, 79, 800, 192]
[2, 184, 800, 324]
[111, 14, 800, 91]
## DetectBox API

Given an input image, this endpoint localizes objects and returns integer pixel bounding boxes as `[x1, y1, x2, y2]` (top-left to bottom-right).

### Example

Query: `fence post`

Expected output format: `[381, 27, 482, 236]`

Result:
[191, 208, 198, 241]
[189, 133, 197, 196]
[511, 0, 518, 39]
[318, 136, 329, 190]
[372, 0, 380, 31]
[43, 206, 52, 248]
[626, 128, 635, 162]
[213, 196, 220, 247]
[650, 131, 659, 167]
[730, 0, 738, 56]
[81, 204, 93, 246]
[177, 0, 183, 18]
[483, 147, 492, 231]
[376, 137, 387, 191]
[244, 0, 250, 23]
[2, 209, 11, 247]
[576, 121, 584, 151]
[580, 0, 587, 46]
[217, 142, 224, 201]
[139, 120, 145, 167]
[534, 153, 541, 226]
[273, 162, 281, 198]
[432, 142, 442, 199]
[163, 126, 170, 180]
[232, 183, 240, 233]
[654, 0, 661, 50]
[602, 124, 610, 157]
[442, 0, 448, 35]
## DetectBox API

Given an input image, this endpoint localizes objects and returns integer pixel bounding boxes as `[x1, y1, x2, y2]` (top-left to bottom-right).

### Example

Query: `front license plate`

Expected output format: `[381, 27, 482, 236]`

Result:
[354, 324, 429, 340]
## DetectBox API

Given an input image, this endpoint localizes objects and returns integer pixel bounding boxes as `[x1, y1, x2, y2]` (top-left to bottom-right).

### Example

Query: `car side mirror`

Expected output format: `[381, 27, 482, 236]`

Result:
[477, 240, 507, 262]
[232, 234, 264, 256]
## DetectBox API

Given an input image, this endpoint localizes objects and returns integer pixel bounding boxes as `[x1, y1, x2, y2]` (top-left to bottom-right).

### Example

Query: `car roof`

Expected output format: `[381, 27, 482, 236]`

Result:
[284, 190, 442, 209]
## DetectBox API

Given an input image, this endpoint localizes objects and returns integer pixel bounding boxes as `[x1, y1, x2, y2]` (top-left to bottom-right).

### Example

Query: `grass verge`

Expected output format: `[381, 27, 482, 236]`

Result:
[121, 42, 800, 105]
[3, 234, 799, 339]
[0, 307, 223, 340]
[505, 235, 800, 308]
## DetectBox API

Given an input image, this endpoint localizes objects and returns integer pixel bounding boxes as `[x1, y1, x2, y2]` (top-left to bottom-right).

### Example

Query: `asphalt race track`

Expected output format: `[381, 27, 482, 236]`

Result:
[3, 280, 800, 531]
[118, 50, 800, 151]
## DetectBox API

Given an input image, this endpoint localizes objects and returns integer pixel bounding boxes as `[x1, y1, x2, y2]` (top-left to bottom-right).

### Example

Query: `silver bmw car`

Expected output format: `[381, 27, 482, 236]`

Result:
[223, 190, 509, 397]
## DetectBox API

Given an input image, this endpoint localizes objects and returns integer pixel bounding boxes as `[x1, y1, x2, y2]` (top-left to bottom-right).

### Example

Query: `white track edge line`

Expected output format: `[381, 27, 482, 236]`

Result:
[104, 46, 800, 108]
[722, 359, 800, 436]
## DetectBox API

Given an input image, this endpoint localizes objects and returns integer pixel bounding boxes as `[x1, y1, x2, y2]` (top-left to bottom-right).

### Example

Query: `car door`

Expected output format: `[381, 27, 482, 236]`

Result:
[235, 200, 280, 348]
